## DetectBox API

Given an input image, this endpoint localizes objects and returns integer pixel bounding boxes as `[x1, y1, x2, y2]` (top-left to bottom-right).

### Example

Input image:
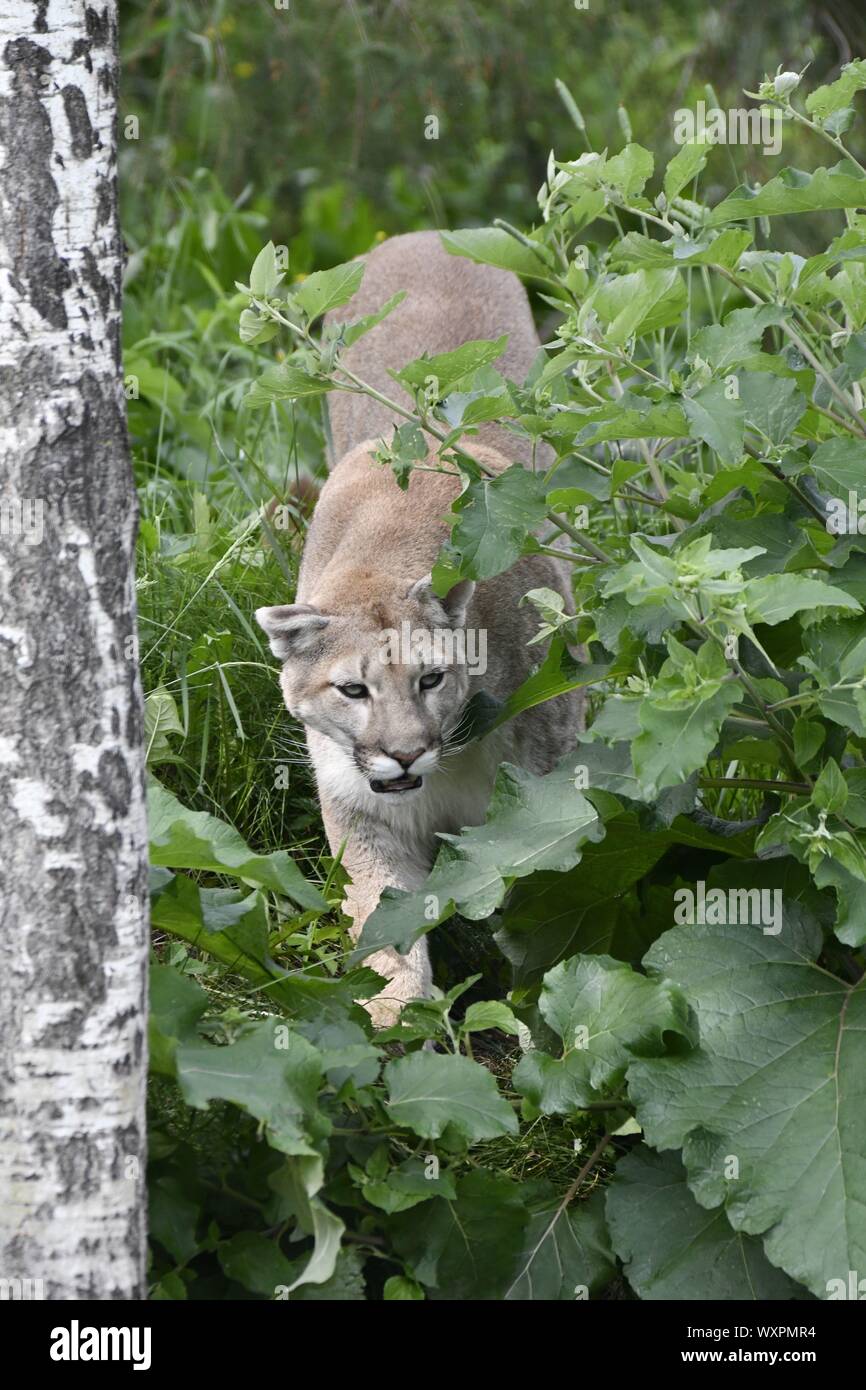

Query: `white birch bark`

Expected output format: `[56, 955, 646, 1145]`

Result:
[0, 1, 148, 1300]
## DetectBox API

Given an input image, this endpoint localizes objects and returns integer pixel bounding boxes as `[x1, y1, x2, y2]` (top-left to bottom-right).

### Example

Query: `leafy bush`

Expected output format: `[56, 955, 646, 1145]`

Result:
[146, 65, 866, 1301]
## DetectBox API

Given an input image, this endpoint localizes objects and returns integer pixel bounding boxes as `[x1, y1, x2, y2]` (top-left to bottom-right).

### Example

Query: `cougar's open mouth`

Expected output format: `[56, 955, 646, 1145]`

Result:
[369, 775, 423, 794]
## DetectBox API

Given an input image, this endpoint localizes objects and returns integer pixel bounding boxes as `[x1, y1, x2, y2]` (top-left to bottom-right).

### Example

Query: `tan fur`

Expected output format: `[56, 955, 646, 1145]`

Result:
[257, 231, 579, 1026]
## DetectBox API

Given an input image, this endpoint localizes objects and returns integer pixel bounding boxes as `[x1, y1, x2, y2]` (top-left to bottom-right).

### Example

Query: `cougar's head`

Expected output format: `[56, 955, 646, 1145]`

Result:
[256, 575, 477, 801]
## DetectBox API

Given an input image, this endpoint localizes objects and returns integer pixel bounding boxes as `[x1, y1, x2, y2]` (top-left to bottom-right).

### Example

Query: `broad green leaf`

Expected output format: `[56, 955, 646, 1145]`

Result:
[744, 573, 860, 625]
[440, 227, 556, 280]
[290, 1248, 366, 1301]
[144, 686, 183, 763]
[513, 954, 696, 1114]
[504, 1188, 616, 1300]
[688, 305, 787, 373]
[249, 241, 283, 298]
[342, 289, 407, 347]
[606, 1146, 804, 1301]
[592, 268, 687, 346]
[682, 380, 745, 465]
[385, 1052, 518, 1142]
[603, 142, 654, 198]
[149, 1175, 201, 1267]
[448, 464, 548, 580]
[488, 639, 611, 733]
[360, 1156, 456, 1214]
[293, 260, 365, 320]
[809, 436, 866, 497]
[148, 962, 208, 1077]
[393, 336, 508, 396]
[461, 1000, 521, 1035]
[708, 162, 866, 224]
[175, 1018, 328, 1158]
[628, 916, 866, 1299]
[663, 139, 710, 202]
[565, 394, 689, 447]
[739, 372, 807, 446]
[218, 1231, 295, 1298]
[356, 758, 604, 960]
[383, 1276, 425, 1300]
[806, 60, 866, 120]
[148, 777, 324, 909]
[611, 227, 752, 271]
[246, 362, 332, 407]
[390, 1171, 528, 1299]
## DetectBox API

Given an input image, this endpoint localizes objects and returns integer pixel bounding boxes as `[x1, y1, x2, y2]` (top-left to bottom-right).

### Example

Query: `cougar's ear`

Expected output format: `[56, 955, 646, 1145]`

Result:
[255, 604, 330, 660]
[407, 574, 476, 626]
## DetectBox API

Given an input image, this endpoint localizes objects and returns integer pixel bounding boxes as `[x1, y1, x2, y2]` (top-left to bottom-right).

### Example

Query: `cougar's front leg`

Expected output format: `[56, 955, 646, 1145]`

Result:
[321, 801, 432, 1029]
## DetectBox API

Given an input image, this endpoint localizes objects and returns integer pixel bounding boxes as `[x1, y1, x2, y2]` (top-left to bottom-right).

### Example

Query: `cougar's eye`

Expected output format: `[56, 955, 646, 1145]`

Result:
[335, 682, 368, 699]
[420, 670, 445, 691]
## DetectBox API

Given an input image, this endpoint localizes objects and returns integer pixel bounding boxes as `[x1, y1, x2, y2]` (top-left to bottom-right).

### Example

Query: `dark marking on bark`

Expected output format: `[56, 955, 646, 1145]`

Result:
[0, 40, 70, 329]
[96, 175, 113, 227]
[30, 0, 49, 33]
[98, 748, 132, 818]
[61, 84, 94, 159]
[70, 38, 93, 74]
[82, 247, 112, 316]
[85, 6, 112, 48]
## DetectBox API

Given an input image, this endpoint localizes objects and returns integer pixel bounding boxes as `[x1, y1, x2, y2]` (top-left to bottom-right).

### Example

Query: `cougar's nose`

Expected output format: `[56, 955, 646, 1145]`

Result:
[386, 748, 427, 771]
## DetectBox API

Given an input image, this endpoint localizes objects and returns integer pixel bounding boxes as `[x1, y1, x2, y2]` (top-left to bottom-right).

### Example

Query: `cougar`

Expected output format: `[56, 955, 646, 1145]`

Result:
[256, 231, 580, 1025]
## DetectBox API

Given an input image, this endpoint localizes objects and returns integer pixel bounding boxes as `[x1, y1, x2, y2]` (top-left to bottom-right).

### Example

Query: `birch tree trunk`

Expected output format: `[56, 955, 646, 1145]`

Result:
[0, 1, 148, 1300]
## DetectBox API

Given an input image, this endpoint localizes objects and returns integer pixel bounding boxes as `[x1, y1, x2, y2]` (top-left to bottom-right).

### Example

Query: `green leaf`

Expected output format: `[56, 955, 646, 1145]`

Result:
[688, 305, 787, 373]
[812, 757, 849, 814]
[149, 1175, 202, 1267]
[249, 242, 283, 298]
[393, 336, 508, 396]
[628, 916, 866, 1299]
[633, 653, 741, 798]
[148, 962, 208, 1077]
[448, 464, 548, 580]
[290, 1248, 366, 1301]
[592, 268, 687, 346]
[218, 1231, 295, 1298]
[390, 1171, 528, 1299]
[462, 1000, 522, 1035]
[663, 139, 711, 202]
[385, 1052, 518, 1143]
[246, 362, 332, 407]
[806, 60, 866, 120]
[809, 436, 866, 497]
[606, 1147, 804, 1301]
[513, 954, 696, 1115]
[342, 290, 407, 347]
[383, 1275, 425, 1300]
[360, 1156, 456, 1214]
[603, 142, 654, 198]
[682, 380, 745, 465]
[293, 260, 365, 320]
[744, 573, 860, 625]
[504, 1188, 616, 1300]
[739, 372, 807, 446]
[441, 227, 555, 280]
[175, 1018, 328, 1158]
[148, 777, 324, 909]
[708, 162, 866, 224]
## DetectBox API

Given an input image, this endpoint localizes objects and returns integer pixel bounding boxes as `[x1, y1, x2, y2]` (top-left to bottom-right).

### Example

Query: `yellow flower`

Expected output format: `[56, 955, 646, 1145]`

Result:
[234, 61, 255, 80]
